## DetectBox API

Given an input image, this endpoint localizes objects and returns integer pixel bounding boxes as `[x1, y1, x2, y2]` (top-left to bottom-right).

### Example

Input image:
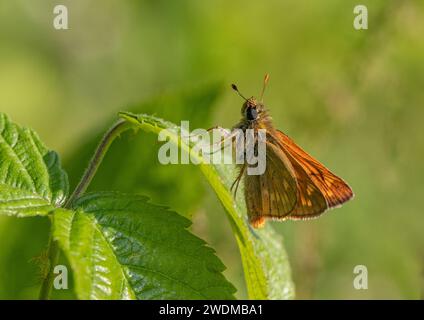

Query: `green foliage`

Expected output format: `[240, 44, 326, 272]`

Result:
[0, 112, 238, 300]
[53, 192, 235, 300]
[120, 112, 295, 299]
[209, 164, 294, 299]
[0, 84, 223, 298]
[0, 113, 68, 217]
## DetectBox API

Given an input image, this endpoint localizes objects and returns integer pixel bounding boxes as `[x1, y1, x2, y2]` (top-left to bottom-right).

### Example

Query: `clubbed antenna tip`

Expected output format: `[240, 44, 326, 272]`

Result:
[231, 83, 247, 101]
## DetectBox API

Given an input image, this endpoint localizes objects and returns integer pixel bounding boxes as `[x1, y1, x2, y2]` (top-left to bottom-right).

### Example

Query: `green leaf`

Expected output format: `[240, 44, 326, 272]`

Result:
[119, 112, 295, 299]
[0, 113, 68, 217]
[63, 83, 223, 218]
[53, 192, 236, 300]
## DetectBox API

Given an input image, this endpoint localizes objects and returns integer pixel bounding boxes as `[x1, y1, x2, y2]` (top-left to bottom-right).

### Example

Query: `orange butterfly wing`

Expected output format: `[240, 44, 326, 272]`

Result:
[272, 130, 354, 219]
[263, 132, 327, 220]
[242, 128, 354, 227]
[244, 140, 299, 227]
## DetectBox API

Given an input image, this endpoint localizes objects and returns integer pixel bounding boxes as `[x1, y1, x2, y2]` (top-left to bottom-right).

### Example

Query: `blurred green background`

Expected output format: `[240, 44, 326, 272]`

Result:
[0, 0, 423, 299]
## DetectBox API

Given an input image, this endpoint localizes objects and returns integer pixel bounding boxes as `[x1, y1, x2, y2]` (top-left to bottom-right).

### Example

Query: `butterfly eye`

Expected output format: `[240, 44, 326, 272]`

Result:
[246, 107, 258, 121]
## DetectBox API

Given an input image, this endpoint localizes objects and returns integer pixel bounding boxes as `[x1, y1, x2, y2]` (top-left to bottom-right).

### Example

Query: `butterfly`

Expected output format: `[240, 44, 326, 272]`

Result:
[228, 74, 354, 228]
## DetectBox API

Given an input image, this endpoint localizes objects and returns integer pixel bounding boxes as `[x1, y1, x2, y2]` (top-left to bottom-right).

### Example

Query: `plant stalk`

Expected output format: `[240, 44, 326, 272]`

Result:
[65, 119, 132, 206]
[38, 222, 60, 300]
[38, 118, 133, 300]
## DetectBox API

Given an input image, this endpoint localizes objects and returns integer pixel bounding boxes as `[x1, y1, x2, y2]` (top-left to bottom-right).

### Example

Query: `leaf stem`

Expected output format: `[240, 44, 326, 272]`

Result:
[39, 220, 60, 300]
[39, 118, 133, 300]
[66, 119, 132, 207]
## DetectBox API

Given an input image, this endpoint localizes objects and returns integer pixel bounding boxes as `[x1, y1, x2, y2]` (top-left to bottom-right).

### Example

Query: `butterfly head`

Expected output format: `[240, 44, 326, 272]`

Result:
[232, 74, 269, 122]
[231, 84, 264, 122]
[241, 98, 264, 121]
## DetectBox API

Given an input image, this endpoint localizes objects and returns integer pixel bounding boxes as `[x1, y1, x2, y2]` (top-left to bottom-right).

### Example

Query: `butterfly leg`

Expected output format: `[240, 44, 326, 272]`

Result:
[181, 126, 230, 140]
[230, 163, 246, 197]
[204, 129, 238, 155]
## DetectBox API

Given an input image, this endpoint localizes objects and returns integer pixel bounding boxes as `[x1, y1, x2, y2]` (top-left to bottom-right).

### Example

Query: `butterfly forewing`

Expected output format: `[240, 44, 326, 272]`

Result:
[282, 151, 328, 218]
[264, 131, 328, 220]
[274, 130, 354, 210]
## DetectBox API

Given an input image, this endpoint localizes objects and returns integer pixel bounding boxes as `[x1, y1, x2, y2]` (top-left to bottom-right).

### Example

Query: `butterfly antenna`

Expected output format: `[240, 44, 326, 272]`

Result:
[231, 84, 248, 101]
[259, 73, 270, 102]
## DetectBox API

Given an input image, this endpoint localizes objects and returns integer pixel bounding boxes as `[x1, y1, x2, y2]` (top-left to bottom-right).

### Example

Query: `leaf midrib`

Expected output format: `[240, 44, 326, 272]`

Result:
[87, 212, 136, 300]
[0, 132, 41, 195]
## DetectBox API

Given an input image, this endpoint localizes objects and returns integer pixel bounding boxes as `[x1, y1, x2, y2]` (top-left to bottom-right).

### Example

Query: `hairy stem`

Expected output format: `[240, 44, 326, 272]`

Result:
[39, 118, 133, 300]
[38, 221, 60, 300]
[66, 119, 132, 206]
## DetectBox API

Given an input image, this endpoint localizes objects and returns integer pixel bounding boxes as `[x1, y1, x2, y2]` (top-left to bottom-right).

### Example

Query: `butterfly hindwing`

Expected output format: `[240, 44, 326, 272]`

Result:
[244, 139, 298, 227]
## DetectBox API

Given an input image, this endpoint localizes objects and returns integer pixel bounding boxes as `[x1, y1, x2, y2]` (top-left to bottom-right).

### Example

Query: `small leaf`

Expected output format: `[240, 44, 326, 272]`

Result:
[53, 192, 236, 300]
[0, 113, 68, 217]
[119, 112, 295, 299]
